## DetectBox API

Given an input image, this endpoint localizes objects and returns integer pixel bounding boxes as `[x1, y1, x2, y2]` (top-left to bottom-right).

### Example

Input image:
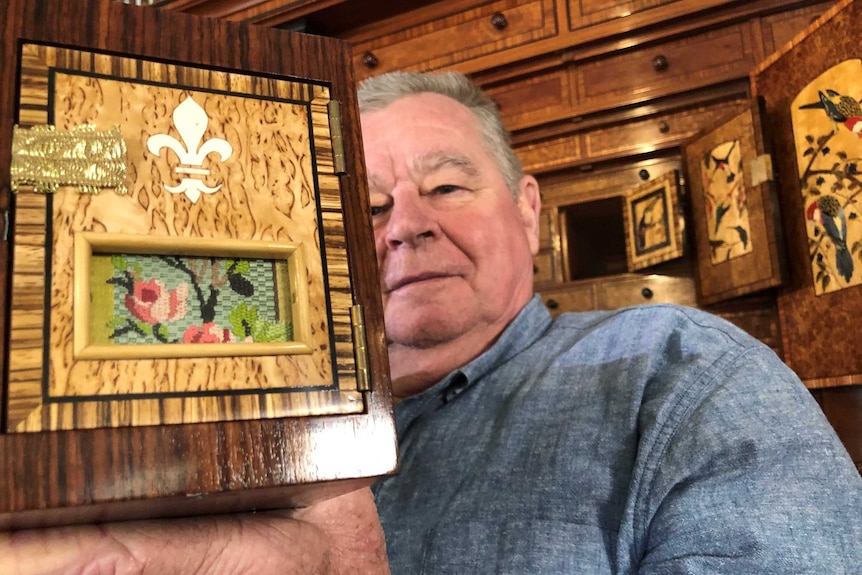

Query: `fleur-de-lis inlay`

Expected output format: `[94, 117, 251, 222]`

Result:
[147, 96, 233, 203]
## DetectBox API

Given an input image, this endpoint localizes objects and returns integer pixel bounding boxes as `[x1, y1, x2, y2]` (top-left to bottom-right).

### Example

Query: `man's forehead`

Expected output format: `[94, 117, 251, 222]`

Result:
[367, 150, 481, 192]
[410, 151, 479, 177]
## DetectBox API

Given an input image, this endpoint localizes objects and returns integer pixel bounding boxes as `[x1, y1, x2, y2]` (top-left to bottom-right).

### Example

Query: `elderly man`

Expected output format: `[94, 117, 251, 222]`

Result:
[2, 71, 860, 574]
[359, 71, 861, 574]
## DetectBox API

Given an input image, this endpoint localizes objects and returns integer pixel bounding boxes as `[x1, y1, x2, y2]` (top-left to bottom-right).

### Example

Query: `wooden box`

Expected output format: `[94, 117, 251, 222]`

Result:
[0, 0, 397, 528]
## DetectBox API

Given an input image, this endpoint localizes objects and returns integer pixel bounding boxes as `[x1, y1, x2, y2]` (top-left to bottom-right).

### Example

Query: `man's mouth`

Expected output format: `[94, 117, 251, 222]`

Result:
[386, 272, 452, 292]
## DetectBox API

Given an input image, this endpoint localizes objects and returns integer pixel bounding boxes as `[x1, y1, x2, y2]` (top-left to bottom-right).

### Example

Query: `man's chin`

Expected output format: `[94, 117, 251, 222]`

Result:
[385, 317, 471, 350]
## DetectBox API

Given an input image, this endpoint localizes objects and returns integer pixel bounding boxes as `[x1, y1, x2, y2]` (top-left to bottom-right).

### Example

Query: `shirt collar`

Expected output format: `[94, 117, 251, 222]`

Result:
[394, 295, 552, 434]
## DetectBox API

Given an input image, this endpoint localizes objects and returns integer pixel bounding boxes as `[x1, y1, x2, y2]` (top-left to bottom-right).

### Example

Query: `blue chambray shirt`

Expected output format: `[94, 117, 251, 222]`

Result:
[373, 296, 862, 574]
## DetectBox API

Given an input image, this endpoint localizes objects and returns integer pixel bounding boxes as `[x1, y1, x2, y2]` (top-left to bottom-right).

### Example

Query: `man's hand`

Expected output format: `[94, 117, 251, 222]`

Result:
[0, 487, 389, 575]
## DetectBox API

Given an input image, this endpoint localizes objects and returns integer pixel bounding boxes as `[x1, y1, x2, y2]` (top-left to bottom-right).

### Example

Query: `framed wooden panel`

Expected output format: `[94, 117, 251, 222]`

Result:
[751, 0, 862, 388]
[682, 97, 788, 305]
[622, 170, 685, 271]
[0, 0, 396, 529]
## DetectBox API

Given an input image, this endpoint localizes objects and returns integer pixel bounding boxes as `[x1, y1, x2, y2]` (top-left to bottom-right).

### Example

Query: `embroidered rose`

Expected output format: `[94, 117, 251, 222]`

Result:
[125, 279, 189, 325]
[183, 322, 236, 344]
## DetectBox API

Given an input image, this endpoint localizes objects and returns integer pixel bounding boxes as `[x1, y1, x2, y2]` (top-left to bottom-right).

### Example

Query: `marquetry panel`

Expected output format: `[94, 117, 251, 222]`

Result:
[7, 44, 362, 432]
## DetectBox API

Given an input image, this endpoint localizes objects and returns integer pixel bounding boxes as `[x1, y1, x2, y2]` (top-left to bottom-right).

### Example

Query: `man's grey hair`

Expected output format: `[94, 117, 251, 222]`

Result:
[357, 71, 524, 197]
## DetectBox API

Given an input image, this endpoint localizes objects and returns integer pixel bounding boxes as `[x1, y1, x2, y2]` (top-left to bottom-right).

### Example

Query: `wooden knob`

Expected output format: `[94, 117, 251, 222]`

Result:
[546, 298, 559, 309]
[652, 54, 669, 72]
[361, 52, 378, 69]
[641, 287, 654, 299]
[638, 169, 650, 181]
[490, 12, 508, 30]
[658, 120, 670, 133]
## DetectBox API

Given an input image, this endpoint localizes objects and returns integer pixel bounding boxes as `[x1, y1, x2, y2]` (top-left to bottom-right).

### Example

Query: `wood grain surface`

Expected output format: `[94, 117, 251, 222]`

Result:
[0, 0, 396, 528]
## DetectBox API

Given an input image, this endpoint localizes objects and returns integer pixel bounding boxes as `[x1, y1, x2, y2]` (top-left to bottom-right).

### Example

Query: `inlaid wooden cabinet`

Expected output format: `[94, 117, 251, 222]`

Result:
[0, 0, 397, 529]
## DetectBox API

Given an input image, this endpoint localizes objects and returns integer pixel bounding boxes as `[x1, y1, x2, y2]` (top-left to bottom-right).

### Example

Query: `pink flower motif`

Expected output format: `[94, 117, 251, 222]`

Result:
[183, 322, 236, 344]
[125, 279, 189, 325]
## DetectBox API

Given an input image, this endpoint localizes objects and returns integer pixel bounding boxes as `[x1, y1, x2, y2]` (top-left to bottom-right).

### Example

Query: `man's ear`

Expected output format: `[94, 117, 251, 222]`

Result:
[516, 175, 542, 255]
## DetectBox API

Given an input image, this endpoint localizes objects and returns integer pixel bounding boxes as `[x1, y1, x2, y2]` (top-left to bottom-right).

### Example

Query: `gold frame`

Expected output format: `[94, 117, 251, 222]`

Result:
[74, 233, 312, 360]
[622, 170, 685, 271]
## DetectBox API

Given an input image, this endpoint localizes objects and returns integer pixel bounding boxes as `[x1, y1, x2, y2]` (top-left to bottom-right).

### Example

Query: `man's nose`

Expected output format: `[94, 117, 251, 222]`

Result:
[383, 192, 439, 248]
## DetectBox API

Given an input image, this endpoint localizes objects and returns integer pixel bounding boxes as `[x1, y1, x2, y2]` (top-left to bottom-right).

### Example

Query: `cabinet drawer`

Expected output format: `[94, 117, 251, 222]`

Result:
[515, 98, 745, 174]
[485, 67, 574, 131]
[599, 275, 696, 309]
[540, 284, 598, 315]
[576, 23, 756, 114]
[567, 0, 680, 31]
[584, 98, 747, 160]
[758, 1, 834, 56]
[351, 0, 557, 80]
[516, 133, 583, 174]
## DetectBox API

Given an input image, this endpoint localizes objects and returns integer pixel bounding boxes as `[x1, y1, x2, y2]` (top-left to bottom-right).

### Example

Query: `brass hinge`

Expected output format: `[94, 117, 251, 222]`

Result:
[350, 304, 371, 392]
[327, 100, 347, 175]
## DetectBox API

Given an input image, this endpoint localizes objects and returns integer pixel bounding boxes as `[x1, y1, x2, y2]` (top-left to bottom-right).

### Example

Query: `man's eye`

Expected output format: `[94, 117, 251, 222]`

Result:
[370, 205, 388, 217]
[434, 185, 461, 195]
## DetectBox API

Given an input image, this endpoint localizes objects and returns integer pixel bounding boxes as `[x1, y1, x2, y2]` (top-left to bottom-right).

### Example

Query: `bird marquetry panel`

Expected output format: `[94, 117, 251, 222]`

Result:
[7, 43, 363, 432]
[791, 59, 862, 295]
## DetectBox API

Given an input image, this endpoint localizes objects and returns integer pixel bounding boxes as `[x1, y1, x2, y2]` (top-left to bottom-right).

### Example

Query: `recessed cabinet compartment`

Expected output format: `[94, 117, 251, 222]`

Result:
[561, 196, 628, 281]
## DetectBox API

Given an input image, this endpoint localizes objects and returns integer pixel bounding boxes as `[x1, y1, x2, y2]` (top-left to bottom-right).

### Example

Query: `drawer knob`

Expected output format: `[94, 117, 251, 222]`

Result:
[641, 287, 654, 299]
[491, 12, 508, 30]
[361, 51, 379, 69]
[546, 298, 559, 310]
[652, 54, 669, 72]
[638, 169, 650, 181]
[658, 120, 670, 133]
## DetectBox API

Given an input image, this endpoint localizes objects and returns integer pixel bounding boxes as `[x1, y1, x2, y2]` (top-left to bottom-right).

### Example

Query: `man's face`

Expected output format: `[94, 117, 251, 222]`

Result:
[361, 93, 540, 354]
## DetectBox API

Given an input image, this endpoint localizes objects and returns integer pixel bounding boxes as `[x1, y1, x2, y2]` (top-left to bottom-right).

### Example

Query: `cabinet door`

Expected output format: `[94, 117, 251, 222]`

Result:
[0, 0, 396, 529]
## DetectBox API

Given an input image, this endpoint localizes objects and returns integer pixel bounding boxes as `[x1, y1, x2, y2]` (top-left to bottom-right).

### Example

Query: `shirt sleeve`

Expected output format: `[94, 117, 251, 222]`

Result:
[634, 344, 862, 574]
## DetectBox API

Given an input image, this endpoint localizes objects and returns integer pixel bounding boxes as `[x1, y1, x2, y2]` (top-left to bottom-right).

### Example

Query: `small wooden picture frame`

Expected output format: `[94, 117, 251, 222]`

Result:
[682, 97, 787, 305]
[622, 170, 685, 271]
